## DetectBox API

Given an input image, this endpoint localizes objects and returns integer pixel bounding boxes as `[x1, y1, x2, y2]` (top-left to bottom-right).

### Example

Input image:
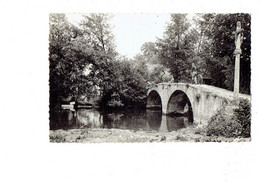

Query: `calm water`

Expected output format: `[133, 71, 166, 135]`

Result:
[49, 109, 193, 132]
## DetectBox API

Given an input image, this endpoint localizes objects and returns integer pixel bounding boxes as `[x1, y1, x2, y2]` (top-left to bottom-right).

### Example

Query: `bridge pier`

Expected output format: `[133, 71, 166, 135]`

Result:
[159, 115, 168, 132]
[156, 83, 170, 115]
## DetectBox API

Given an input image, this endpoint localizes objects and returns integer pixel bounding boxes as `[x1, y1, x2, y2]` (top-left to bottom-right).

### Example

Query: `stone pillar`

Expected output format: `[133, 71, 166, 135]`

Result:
[234, 53, 240, 101]
[162, 105, 168, 115]
[160, 84, 169, 115]
[233, 21, 243, 105]
[159, 115, 168, 132]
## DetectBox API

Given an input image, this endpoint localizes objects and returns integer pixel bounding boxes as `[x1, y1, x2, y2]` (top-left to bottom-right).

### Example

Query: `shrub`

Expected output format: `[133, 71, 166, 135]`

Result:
[206, 110, 242, 138]
[233, 99, 251, 137]
[206, 98, 251, 138]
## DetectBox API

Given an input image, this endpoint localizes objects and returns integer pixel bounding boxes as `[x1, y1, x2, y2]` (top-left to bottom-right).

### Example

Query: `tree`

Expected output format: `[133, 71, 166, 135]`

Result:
[79, 14, 118, 93]
[49, 13, 118, 108]
[80, 14, 116, 56]
[198, 13, 251, 93]
[213, 14, 250, 94]
[49, 14, 78, 107]
[156, 14, 193, 82]
[98, 56, 149, 108]
[140, 42, 159, 64]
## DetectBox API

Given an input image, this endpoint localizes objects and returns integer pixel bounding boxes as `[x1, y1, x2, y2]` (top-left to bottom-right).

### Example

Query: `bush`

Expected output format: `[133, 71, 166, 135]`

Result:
[206, 98, 251, 138]
[234, 99, 251, 137]
[206, 111, 242, 137]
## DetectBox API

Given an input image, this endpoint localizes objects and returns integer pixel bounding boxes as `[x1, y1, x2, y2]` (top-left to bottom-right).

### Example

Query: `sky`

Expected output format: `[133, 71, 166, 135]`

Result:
[111, 14, 170, 58]
[67, 13, 171, 59]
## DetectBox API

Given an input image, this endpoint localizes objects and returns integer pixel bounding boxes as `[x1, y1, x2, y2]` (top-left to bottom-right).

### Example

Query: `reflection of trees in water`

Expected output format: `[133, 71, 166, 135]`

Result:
[108, 113, 124, 122]
[146, 110, 162, 131]
[123, 111, 147, 130]
[107, 113, 136, 129]
[104, 110, 148, 130]
[50, 109, 77, 130]
[76, 109, 103, 128]
[108, 113, 126, 129]
[166, 116, 192, 132]
[68, 111, 76, 125]
[50, 108, 193, 131]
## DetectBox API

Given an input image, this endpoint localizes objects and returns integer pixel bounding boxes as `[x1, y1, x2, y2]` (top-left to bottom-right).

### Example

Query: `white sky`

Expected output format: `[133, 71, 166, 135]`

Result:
[1, 1, 260, 182]
[67, 13, 171, 58]
[111, 14, 170, 58]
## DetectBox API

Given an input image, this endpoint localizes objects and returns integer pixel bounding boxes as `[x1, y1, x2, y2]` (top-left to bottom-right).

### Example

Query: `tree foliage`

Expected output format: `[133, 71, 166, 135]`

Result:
[49, 13, 151, 108]
[49, 13, 251, 110]
[153, 13, 250, 93]
[156, 14, 193, 82]
[196, 13, 251, 93]
[49, 13, 118, 108]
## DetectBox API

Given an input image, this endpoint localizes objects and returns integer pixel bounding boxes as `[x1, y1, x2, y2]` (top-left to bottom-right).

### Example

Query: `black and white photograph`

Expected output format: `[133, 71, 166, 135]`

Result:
[1, 0, 260, 182]
[49, 13, 251, 143]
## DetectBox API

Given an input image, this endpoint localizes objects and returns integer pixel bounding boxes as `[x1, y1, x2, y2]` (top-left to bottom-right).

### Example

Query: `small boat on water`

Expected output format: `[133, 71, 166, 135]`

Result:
[75, 104, 93, 109]
[61, 100, 77, 110]
[74, 100, 93, 109]
[61, 95, 101, 110]
[61, 100, 93, 110]
[61, 104, 74, 110]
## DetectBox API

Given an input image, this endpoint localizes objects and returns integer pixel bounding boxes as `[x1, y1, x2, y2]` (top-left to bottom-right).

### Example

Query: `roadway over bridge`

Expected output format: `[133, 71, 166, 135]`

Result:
[147, 83, 251, 125]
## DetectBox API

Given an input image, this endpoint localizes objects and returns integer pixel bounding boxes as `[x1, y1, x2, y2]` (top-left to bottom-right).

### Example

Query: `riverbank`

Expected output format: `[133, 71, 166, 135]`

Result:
[49, 125, 250, 143]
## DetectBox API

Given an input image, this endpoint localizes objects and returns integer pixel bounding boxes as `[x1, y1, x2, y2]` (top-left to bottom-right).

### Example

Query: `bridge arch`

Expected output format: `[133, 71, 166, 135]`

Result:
[146, 90, 162, 110]
[167, 90, 193, 121]
[147, 83, 251, 124]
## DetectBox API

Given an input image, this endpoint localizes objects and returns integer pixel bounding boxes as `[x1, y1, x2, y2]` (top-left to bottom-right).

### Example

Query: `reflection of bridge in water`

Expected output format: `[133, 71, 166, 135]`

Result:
[50, 108, 193, 131]
[146, 110, 192, 132]
[76, 109, 192, 132]
[147, 83, 251, 124]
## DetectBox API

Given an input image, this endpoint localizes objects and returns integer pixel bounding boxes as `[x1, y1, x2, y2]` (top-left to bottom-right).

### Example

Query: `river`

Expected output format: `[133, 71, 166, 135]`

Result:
[49, 108, 193, 132]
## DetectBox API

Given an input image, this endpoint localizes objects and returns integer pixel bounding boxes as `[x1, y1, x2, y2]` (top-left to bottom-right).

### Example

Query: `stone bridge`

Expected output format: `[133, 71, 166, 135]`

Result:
[147, 83, 251, 125]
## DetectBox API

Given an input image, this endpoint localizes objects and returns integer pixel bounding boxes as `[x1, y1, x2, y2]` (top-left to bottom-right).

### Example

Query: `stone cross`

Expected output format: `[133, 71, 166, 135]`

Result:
[234, 21, 243, 55]
[233, 21, 243, 104]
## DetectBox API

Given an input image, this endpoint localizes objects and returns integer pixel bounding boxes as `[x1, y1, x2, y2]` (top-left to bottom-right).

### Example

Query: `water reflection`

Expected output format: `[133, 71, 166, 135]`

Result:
[50, 109, 193, 131]
[76, 109, 103, 128]
[146, 110, 162, 131]
[146, 110, 193, 132]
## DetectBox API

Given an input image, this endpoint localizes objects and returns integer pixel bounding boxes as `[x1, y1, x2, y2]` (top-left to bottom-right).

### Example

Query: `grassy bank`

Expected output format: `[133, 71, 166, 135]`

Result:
[49, 126, 250, 143]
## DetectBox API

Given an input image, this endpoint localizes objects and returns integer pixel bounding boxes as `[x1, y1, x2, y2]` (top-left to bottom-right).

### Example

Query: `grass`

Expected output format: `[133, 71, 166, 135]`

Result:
[49, 133, 65, 142]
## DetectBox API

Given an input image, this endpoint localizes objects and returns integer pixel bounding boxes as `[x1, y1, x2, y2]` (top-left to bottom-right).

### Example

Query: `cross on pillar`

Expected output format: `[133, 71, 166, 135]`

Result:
[233, 21, 243, 105]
